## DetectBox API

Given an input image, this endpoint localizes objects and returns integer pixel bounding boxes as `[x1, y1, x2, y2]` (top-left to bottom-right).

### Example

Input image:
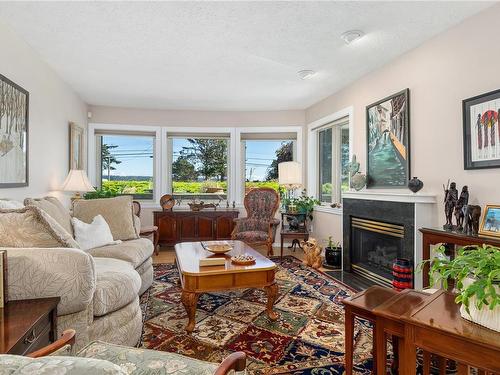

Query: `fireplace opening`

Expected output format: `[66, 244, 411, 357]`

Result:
[351, 217, 405, 287]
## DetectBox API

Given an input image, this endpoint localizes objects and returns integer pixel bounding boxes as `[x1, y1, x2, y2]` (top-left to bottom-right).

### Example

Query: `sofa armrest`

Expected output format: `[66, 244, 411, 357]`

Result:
[5, 247, 96, 315]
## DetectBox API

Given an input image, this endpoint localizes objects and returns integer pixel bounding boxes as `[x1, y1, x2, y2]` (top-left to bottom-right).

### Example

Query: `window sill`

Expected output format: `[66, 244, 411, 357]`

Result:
[313, 205, 343, 215]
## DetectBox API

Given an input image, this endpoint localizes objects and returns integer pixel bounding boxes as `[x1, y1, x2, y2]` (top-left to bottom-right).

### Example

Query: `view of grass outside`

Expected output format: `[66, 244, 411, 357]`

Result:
[100, 135, 154, 200]
[100, 135, 293, 202]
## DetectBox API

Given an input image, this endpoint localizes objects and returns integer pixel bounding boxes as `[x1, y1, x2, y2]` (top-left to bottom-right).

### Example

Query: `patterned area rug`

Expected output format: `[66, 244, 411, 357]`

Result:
[139, 256, 374, 374]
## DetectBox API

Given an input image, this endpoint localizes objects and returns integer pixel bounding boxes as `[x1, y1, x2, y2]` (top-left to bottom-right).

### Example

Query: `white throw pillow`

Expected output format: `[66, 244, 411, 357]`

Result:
[72, 215, 121, 251]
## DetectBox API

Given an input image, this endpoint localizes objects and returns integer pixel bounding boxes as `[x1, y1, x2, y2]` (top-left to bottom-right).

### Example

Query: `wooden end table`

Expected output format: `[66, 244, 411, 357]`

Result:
[402, 290, 500, 374]
[175, 240, 278, 333]
[0, 297, 60, 355]
[342, 285, 398, 375]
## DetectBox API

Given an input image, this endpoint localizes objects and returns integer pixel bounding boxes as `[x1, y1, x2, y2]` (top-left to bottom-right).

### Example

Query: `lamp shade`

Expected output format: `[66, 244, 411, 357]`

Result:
[61, 170, 95, 192]
[278, 161, 302, 186]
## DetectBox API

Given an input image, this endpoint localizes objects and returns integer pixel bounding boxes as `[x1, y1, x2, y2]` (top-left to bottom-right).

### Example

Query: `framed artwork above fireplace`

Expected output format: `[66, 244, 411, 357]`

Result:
[366, 89, 410, 188]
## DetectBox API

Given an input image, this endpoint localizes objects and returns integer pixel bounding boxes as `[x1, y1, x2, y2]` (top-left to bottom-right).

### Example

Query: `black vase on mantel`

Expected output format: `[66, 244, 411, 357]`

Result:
[408, 177, 424, 193]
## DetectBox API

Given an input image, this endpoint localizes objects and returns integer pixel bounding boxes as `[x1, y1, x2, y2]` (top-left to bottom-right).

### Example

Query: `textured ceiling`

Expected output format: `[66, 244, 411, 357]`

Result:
[0, 1, 493, 111]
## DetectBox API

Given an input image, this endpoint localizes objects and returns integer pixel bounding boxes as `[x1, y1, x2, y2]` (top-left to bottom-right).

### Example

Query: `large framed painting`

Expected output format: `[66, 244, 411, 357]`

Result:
[463, 89, 500, 170]
[0, 74, 29, 188]
[366, 88, 410, 188]
[69, 122, 85, 170]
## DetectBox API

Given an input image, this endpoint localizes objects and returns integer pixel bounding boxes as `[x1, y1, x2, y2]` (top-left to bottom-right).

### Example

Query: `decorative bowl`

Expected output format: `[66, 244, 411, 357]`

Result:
[231, 254, 256, 265]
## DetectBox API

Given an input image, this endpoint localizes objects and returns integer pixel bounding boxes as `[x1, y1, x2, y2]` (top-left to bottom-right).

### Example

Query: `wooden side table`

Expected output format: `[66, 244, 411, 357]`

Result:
[280, 212, 309, 258]
[419, 227, 500, 287]
[342, 285, 398, 375]
[372, 289, 431, 374]
[0, 297, 60, 355]
[402, 290, 500, 374]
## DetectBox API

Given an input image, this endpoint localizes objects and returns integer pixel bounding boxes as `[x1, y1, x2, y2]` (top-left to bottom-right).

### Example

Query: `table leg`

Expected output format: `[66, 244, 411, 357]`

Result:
[456, 363, 468, 375]
[422, 236, 432, 288]
[154, 230, 159, 255]
[403, 324, 417, 375]
[344, 307, 354, 375]
[391, 336, 399, 375]
[181, 291, 199, 333]
[423, 351, 431, 375]
[265, 283, 278, 321]
[280, 235, 284, 259]
[438, 356, 446, 375]
[375, 319, 386, 375]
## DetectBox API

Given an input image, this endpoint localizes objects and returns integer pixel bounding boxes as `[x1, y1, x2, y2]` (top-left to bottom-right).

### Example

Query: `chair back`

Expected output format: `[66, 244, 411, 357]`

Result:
[132, 200, 141, 217]
[243, 188, 280, 220]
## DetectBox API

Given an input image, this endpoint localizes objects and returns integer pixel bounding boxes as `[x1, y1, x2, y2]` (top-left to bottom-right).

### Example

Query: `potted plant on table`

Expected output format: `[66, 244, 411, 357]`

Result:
[324, 236, 342, 269]
[421, 244, 500, 332]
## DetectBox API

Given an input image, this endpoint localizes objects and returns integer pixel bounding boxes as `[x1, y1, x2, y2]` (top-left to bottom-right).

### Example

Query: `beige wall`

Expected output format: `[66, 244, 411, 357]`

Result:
[306, 4, 500, 243]
[0, 20, 87, 204]
[89, 105, 305, 128]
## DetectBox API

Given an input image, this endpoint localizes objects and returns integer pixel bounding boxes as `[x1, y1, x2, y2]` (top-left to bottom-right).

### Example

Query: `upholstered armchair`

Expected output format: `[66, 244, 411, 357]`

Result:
[231, 187, 280, 256]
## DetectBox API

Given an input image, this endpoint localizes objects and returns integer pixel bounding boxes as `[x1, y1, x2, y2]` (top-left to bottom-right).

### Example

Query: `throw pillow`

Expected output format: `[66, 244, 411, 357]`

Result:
[24, 196, 74, 236]
[72, 215, 120, 251]
[0, 206, 79, 248]
[72, 196, 138, 241]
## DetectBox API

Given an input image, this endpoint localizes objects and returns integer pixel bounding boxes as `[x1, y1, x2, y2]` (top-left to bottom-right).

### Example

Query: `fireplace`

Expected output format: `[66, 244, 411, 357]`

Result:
[351, 217, 405, 287]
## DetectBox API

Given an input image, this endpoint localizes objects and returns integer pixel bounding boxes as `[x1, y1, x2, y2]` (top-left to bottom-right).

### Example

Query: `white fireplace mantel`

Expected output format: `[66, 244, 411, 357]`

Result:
[343, 190, 437, 204]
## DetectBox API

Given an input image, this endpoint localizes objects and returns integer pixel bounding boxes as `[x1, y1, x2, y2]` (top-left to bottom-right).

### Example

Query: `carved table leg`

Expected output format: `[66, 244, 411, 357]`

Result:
[265, 283, 278, 321]
[181, 291, 199, 333]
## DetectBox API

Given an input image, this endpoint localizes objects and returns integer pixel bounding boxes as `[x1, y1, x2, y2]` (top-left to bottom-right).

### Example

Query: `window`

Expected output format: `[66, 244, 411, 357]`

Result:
[168, 135, 230, 202]
[97, 134, 155, 200]
[241, 133, 296, 195]
[317, 117, 350, 204]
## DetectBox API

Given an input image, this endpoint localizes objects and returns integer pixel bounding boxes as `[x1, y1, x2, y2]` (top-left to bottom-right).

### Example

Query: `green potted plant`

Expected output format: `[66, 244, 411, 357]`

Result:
[83, 189, 118, 200]
[324, 236, 342, 269]
[420, 244, 499, 331]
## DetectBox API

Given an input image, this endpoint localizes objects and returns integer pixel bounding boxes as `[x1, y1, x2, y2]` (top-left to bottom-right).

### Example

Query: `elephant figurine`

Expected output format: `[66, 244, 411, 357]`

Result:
[463, 205, 481, 235]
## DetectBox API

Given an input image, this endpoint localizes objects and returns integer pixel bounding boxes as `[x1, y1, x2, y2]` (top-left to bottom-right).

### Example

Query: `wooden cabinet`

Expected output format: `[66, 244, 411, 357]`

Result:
[154, 209, 239, 246]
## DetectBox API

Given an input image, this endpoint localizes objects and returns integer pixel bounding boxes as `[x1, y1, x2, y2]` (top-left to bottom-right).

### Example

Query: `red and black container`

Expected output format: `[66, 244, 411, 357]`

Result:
[392, 258, 413, 291]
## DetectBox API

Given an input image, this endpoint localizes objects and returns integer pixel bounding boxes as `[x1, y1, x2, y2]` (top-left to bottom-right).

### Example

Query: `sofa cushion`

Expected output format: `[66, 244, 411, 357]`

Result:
[0, 354, 126, 375]
[93, 258, 141, 316]
[78, 341, 218, 375]
[73, 196, 138, 241]
[0, 206, 79, 248]
[87, 238, 154, 268]
[24, 196, 74, 236]
[72, 215, 117, 251]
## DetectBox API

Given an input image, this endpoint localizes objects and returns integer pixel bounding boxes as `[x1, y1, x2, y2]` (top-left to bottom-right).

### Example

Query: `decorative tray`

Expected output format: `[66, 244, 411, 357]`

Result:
[231, 254, 256, 265]
[202, 241, 233, 254]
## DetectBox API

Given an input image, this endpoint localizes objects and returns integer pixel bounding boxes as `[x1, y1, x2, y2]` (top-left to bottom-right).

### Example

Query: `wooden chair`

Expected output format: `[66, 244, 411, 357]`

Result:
[133, 200, 159, 255]
[26, 329, 247, 375]
[231, 187, 280, 256]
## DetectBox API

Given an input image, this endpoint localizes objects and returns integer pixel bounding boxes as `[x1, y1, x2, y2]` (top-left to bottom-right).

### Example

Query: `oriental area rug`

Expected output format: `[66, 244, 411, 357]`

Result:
[139, 256, 374, 374]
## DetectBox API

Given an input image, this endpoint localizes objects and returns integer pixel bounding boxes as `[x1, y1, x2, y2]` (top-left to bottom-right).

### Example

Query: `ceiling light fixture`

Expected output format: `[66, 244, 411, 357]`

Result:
[341, 30, 364, 44]
[297, 70, 316, 80]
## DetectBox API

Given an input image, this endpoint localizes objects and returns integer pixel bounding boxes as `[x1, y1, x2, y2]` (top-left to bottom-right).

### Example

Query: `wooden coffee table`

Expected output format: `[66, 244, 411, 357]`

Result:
[175, 240, 278, 333]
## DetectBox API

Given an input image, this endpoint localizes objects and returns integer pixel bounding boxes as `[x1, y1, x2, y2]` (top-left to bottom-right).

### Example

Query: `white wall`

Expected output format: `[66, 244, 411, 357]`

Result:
[0, 20, 87, 204]
[306, 4, 500, 243]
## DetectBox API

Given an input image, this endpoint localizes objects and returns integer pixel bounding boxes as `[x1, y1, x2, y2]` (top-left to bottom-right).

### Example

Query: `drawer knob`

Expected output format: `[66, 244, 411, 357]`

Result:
[23, 330, 36, 345]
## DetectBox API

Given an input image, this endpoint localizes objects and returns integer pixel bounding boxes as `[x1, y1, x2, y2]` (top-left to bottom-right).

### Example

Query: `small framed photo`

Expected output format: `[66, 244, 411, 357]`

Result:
[463, 89, 500, 170]
[479, 205, 500, 237]
[69, 122, 85, 170]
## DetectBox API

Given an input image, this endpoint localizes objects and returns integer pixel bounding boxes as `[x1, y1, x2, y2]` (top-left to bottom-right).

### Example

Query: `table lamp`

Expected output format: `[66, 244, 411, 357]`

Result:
[61, 169, 95, 200]
[278, 161, 302, 212]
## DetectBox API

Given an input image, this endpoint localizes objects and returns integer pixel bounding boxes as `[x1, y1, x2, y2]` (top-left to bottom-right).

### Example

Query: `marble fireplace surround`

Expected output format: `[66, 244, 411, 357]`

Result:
[342, 191, 437, 289]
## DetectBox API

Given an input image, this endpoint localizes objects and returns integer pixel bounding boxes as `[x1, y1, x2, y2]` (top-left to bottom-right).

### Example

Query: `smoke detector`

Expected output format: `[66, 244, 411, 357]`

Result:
[341, 30, 364, 44]
[297, 70, 316, 80]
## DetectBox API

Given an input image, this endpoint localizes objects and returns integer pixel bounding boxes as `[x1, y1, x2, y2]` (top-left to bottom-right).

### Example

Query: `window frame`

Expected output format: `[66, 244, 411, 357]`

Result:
[88, 124, 303, 208]
[307, 107, 353, 214]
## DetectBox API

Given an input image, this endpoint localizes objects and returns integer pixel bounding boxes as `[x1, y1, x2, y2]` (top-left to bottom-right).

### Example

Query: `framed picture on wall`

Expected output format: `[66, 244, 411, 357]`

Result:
[69, 122, 85, 170]
[0, 74, 29, 188]
[463, 88, 500, 170]
[479, 204, 500, 238]
[366, 88, 410, 188]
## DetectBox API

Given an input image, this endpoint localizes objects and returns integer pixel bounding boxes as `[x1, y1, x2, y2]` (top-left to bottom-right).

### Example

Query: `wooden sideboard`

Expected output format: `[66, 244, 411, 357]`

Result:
[154, 209, 239, 246]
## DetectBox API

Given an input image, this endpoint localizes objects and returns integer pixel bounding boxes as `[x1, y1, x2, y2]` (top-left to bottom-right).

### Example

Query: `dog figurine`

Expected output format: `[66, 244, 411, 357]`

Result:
[300, 238, 322, 269]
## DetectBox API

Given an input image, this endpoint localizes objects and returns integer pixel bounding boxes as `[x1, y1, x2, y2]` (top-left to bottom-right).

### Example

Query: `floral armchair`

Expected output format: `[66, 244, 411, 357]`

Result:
[231, 187, 280, 256]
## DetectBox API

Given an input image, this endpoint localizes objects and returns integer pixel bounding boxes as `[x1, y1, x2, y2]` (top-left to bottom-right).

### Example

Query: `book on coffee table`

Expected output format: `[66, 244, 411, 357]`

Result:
[199, 257, 226, 267]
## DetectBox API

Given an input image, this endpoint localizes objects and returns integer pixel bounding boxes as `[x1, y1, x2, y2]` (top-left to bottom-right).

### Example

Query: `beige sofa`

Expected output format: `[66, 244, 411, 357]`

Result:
[0, 196, 154, 350]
